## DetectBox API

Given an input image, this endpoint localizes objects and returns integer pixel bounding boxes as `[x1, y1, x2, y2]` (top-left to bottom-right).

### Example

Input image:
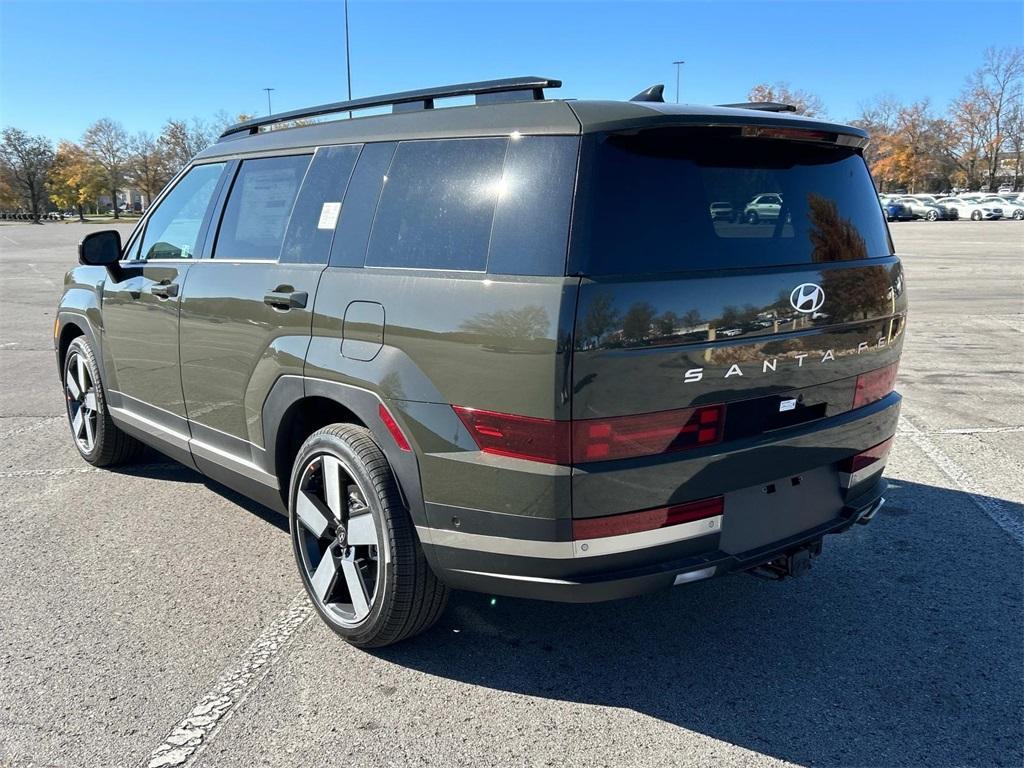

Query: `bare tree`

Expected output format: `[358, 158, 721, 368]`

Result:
[747, 82, 826, 117]
[964, 47, 1024, 188]
[0, 127, 55, 222]
[158, 117, 219, 172]
[83, 118, 130, 219]
[127, 132, 172, 210]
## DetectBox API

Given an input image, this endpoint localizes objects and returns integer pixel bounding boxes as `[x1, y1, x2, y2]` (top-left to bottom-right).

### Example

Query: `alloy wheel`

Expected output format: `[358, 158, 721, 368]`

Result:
[294, 453, 382, 626]
[65, 351, 98, 453]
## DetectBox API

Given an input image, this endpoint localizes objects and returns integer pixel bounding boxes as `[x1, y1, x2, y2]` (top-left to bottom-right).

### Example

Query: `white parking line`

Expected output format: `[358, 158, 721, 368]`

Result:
[142, 593, 314, 768]
[897, 424, 1024, 435]
[901, 412, 1024, 547]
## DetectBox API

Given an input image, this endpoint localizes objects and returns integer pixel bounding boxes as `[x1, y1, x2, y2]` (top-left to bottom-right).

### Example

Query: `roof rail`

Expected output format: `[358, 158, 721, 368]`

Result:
[219, 76, 562, 139]
[717, 101, 798, 113]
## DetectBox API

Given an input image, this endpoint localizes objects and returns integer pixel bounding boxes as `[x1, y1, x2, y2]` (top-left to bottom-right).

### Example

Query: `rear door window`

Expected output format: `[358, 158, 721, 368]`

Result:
[570, 128, 892, 275]
[214, 154, 311, 261]
[365, 138, 508, 271]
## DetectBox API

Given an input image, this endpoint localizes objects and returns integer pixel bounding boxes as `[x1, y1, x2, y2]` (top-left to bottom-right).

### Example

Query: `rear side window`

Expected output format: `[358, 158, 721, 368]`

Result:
[280, 145, 361, 264]
[366, 138, 508, 271]
[215, 154, 311, 261]
[571, 128, 892, 275]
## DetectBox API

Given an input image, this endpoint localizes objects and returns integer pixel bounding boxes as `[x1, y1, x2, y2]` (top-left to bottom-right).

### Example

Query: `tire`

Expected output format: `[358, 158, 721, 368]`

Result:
[746, 211, 759, 225]
[62, 336, 144, 466]
[288, 423, 448, 648]
[1014, 210, 1023, 220]
[926, 210, 938, 221]
[970, 210, 982, 221]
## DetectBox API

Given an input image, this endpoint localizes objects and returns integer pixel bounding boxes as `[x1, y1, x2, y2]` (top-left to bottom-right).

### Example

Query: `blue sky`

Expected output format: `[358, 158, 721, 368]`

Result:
[1, 0, 1021, 141]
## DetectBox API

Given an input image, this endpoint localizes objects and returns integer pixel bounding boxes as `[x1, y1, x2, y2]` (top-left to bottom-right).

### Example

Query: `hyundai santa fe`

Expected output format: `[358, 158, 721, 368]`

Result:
[55, 77, 905, 647]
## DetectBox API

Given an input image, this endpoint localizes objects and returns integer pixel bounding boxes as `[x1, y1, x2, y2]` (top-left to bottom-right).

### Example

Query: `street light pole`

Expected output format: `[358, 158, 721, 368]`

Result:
[673, 60, 685, 104]
[344, 0, 352, 103]
[263, 87, 275, 116]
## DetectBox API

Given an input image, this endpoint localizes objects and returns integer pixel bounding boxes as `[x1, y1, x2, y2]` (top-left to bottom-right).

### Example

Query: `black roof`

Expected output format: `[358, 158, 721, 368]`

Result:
[197, 76, 867, 161]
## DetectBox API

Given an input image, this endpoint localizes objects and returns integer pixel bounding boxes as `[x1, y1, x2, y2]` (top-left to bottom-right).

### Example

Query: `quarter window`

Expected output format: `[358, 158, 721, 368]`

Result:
[214, 155, 312, 261]
[366, 138, 508, 271]
[136, 163, 225, 260]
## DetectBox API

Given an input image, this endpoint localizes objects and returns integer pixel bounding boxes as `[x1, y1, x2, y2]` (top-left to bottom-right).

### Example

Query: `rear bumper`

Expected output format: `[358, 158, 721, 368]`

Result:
[420, 393, 900, 601]
[426, 477, 885, 603]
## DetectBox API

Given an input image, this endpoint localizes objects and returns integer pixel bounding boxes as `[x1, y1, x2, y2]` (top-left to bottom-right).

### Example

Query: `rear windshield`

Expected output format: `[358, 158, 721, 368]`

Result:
[570, 128, 892, 275]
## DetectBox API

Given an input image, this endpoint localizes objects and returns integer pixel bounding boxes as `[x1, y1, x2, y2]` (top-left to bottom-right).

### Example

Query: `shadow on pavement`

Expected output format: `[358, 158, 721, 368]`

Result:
[378, 479, 1024, 767]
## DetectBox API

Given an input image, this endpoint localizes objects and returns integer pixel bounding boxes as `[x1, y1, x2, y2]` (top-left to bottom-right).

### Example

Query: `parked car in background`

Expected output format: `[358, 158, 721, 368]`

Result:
[997, 186, 1014, 194]
[743, 193, 783, 224]
[709, 201, 736, 221]
[980, 196, 1024, 220]
[936, 197, 1003, 220]
[899, 196, 957, 221]
[881, 198, 914, 222]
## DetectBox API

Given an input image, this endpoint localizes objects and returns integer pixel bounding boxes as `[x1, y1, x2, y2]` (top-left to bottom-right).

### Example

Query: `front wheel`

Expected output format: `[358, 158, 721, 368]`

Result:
[926, 210, 939, 221]
[289, 423, 448, 647]
[63, 336, 143, 466]
[970, 210, 982, 221]
[1014, 210, 1023, 220]
[745, 211, 759, 225]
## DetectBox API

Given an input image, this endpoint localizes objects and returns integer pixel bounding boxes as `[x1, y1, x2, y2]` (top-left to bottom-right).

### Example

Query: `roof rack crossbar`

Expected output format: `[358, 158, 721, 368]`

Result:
[220, 76, 562, 138]
[717, 101, 798, 113]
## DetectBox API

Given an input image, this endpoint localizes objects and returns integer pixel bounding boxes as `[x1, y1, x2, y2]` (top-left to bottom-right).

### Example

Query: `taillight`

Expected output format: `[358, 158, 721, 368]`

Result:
[453, 404, 724, 465]
[573, 496, 724, 540]
[452, 407, 571, 464]
[840, 436, 894, 478]
[378, 403, 412, 452]
[853, 362, 899, 409]
[572, 405, 723, 462]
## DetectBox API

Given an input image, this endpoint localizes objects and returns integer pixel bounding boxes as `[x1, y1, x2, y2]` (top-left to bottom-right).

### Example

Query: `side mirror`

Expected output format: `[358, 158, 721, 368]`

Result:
[78, 230, 122, 267]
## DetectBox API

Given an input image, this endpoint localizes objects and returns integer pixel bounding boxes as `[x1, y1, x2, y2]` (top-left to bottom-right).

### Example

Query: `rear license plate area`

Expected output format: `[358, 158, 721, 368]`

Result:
[718, 466, 843, 555]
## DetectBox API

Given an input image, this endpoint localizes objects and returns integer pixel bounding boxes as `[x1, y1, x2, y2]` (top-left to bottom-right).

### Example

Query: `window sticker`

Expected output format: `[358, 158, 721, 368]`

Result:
[318, 201, 342, 230]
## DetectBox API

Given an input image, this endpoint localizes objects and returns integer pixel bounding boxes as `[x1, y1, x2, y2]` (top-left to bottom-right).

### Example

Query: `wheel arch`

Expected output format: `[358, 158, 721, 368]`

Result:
[55, 312, 100, 379]
[262, 376, 429, 530]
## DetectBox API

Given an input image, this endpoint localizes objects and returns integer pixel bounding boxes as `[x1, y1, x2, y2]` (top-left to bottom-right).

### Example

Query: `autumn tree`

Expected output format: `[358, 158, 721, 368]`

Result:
[48, 141, 105, 221]
[83, 118, 130, 219]
[868, 101, 947, 192]
[747, 82, 825, 117]
[127, 132, 171, 209]
[0, 127, 55, 221]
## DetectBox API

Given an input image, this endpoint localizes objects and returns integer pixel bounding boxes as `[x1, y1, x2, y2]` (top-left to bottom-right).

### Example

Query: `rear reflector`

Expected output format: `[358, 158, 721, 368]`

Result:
[853, 362, 899, 409]
[378, 403, 412, 452]
[572, 404, 724, 462]
[573, 496, 724, 540]
[453, 404, 724, 465]
[841, 436, 894, 473]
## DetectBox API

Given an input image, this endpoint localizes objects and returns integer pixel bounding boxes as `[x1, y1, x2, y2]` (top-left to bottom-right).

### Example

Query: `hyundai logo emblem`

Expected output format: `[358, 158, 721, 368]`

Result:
[790, 283, 825, 314]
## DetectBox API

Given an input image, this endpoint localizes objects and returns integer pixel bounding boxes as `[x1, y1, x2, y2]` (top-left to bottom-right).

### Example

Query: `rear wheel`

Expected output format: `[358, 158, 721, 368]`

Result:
[746, 211, 759, 224]
[288, 423, 448, 647]
[970, 210, 982, 221]
[63, 337, 143, 466]
[1014, 210, 1023, 220]
[926, 210, 939, 221]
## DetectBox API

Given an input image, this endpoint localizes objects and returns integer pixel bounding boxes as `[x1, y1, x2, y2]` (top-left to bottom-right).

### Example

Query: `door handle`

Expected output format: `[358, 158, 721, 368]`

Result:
[150, 282, 179, 299]
[264, 290, 308, 310]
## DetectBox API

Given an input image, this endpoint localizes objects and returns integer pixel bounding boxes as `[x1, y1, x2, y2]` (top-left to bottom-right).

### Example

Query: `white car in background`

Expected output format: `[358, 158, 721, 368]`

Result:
[936, 197, 1003, 221]
[980, 196, 1024, 220]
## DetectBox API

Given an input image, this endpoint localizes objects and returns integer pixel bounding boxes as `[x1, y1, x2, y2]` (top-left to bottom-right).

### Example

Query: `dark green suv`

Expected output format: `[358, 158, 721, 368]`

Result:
[55, 77, 905, 647]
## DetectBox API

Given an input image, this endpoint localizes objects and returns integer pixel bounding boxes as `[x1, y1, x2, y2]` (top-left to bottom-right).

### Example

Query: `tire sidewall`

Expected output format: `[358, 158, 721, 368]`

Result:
[288, 429, 397, 644]
[64, 337, 106, 464]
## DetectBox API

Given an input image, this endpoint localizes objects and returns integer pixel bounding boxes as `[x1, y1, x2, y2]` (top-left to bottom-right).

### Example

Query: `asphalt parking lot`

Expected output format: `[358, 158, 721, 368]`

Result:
[1, 220, 1021, 768]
